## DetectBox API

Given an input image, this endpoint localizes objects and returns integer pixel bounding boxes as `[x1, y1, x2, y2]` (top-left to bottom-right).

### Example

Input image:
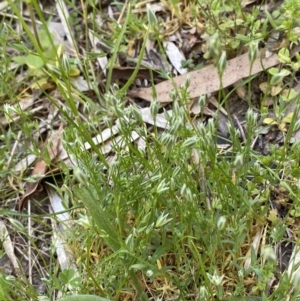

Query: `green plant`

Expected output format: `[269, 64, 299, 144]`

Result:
[41, 268, 81, 295]
[2, 0, 300, 300]
[0, 274, 14, 301]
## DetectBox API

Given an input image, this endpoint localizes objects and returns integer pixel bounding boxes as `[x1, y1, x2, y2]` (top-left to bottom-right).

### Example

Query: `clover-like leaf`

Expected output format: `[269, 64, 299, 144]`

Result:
[278, 48, 291, 64]
[263, 117, 277, 125]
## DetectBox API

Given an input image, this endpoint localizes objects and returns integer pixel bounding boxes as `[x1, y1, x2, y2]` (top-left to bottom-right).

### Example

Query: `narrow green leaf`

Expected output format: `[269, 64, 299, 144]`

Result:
[13, 54, 44, 69]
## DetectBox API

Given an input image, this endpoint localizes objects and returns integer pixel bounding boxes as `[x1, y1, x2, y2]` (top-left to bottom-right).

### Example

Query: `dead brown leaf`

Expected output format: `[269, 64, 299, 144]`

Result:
[0, 220, 20, 275]
[128, 50, 287, 103]
[19, 124, 63, 211]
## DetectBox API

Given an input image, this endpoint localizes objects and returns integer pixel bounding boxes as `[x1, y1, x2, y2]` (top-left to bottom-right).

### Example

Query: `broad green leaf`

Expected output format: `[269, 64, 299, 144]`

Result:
[38, 29, 54, 50]
[25, 54, 45, 69]
[278, 48, 291, 64]
[59, 269, 76, 284]
[281, 88, 297, 101]
[69, 65, 81, 77]
[278, 69, 291, 77]
[130, 263, 148, 270]
[267, 67, 279, 76]
[282, 112, 294, 123]
[31, 77, 54, 90]
[263, 118, 277, 125]
[270, 69, 290, 85]
[13, 54, 44, 69]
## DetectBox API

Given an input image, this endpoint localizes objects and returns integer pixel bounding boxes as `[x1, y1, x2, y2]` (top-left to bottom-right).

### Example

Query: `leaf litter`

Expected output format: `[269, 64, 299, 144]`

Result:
[1, 0, 300, 300]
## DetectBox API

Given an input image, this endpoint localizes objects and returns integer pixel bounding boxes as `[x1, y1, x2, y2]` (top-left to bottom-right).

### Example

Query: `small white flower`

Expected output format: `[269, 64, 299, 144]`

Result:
[217, 216, 226, 230]
[199, 286, 208, 298]
[207, 271, 224, 286]
[146, 270, 153, 277]
[155, 212, 172, 228]
[262, 246, 277, 262]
